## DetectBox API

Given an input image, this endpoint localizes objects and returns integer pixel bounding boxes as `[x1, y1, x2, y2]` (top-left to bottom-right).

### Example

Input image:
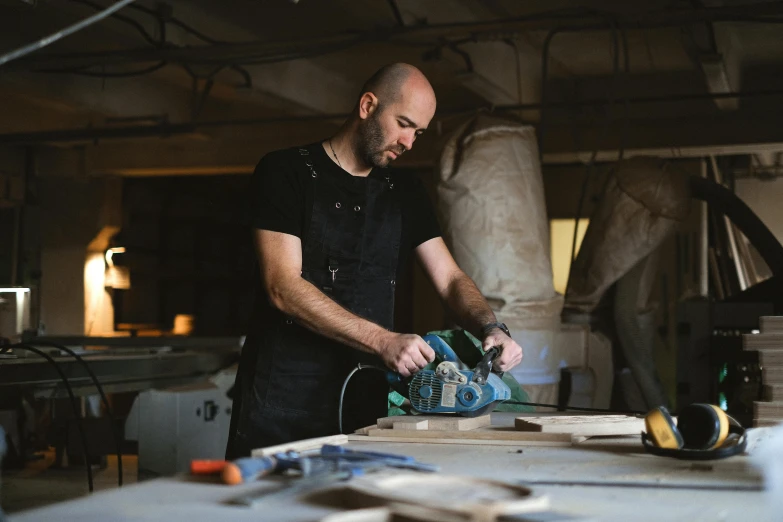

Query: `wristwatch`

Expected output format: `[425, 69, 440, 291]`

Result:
[481, 321, 510, 339]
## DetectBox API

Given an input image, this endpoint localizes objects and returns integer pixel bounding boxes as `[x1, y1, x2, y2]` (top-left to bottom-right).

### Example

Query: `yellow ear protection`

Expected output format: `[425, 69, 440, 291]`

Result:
[641, 404, 747, 460]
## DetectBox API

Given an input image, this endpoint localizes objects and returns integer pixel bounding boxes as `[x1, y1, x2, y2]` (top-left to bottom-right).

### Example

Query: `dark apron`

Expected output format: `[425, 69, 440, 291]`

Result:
[226, 145, 401, 458]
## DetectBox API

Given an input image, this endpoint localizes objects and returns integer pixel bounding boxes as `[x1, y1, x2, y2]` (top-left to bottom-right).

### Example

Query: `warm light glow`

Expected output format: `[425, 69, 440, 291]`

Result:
[105, 247, 126, 267]
[550, 219, 589, 295]
[85, 255, 106, 286]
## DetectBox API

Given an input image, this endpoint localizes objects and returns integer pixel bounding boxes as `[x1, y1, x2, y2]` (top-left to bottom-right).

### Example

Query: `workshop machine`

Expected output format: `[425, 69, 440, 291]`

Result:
[387, 334, 511, 417]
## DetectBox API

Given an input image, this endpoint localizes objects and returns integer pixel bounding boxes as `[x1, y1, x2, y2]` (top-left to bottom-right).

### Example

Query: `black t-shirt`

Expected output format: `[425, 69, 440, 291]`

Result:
[250, 141, 441, 278]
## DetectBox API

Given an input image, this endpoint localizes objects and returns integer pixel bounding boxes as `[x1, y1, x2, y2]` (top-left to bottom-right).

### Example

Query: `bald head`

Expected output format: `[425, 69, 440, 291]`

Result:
[358, 63, 435, 111]
[347, 63, 436, 170]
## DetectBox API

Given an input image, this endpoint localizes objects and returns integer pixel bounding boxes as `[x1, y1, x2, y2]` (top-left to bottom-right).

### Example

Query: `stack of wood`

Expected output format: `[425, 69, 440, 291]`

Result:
[745, 316, 783, 427]
[352, 414, 646, 447]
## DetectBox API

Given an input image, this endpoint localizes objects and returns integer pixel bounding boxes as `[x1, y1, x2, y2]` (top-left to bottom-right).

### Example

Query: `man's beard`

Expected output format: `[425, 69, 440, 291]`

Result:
[356, 112, 396, 169]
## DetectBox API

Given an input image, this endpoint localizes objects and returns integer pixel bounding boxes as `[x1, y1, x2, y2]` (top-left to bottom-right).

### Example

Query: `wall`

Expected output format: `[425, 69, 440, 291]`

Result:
[736, 177, 783, 246]
[35, 174, 120, 336]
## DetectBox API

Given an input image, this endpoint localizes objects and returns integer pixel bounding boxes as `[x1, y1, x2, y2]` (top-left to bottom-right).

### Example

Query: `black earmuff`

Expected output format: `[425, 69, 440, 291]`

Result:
[641, 404, 747, 460]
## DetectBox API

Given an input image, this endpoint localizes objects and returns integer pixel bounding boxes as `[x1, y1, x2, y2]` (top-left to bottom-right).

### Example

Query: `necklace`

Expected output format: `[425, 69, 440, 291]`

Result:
[328, 139, 342, 169]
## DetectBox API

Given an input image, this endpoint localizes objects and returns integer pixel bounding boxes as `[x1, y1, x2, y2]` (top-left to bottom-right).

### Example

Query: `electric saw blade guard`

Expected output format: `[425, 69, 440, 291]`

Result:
[386, 333, 511, 417]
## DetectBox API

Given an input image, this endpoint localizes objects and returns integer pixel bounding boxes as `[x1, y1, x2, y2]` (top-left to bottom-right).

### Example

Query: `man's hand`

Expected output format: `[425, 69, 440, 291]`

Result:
[482, 328, 523, 372]
[378, 333, 436, 378]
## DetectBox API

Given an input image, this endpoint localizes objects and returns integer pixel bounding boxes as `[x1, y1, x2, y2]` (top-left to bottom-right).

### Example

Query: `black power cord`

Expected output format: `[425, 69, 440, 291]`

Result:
[339, 364, 386, 434]
[4, 344, 94, 492]
[19, 341, 123, 487]
[503, 400, 645, 416]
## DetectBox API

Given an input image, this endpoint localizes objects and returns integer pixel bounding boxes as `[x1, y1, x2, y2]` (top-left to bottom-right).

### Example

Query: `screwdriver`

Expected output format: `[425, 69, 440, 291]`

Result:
[221, 455, 279, 485]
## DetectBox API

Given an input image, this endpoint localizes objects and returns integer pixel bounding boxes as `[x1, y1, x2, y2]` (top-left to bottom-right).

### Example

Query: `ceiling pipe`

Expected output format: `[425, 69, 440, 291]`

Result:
[5, 2, 783, 71]
[2, 88, 783, 145]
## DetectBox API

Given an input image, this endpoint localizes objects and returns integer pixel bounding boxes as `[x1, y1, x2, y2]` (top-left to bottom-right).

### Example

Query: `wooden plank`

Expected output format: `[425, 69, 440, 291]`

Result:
[366, 427, 572, 444]
[376, 415, 491, 431]
[762, 367, 783, 385]
[348, 434, 572, 447]
[760, 316, 783, 334]
[251, 434, 348, 457]
[758, 350, 783, 367]
[393, 419, 429, 431]
[754, 418, 783, 428]
[754, 401, 783, 419]
[763, 385, 783, 401]
[354, 424, 377, 436]
[743, 334, 783, 350]
[514, 415, 645, 437]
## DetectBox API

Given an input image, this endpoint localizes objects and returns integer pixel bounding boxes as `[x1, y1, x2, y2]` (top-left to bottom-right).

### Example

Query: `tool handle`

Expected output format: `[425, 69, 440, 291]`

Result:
[190, 460, 228, 475]
[222, 456, 278, 485]
[486, 346, 505, 377]
[386, 334, 459, 387]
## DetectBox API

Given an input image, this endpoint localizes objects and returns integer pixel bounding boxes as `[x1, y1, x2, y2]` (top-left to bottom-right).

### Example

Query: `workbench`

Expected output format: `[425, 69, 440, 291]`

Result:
[8, 413, 778, 522]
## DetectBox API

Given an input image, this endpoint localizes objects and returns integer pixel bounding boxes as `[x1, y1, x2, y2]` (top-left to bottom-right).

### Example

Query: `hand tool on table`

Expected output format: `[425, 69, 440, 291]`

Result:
[219, 444, 438, 485]
[387, 333, 511, 417]
[225, 445, 437, 507]
[190, 460, 228, 476]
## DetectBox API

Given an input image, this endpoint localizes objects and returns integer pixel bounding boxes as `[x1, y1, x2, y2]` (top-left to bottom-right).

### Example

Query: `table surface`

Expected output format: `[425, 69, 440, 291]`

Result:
[9, 413, 779, 522]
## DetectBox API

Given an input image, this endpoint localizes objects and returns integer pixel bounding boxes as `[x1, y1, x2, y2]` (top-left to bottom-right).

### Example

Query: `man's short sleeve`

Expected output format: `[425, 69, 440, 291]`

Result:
[409, 176, 442, 247]
[250, 152, 303, 238]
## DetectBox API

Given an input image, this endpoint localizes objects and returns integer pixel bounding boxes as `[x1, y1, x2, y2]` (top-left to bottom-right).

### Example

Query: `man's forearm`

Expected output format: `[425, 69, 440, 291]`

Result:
[268, 276, 390, 355]
[442, 270, 497, 338]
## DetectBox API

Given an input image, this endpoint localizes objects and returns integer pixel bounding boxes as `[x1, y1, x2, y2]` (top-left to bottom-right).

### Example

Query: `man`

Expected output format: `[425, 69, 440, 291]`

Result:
[226, 63, 523, 458]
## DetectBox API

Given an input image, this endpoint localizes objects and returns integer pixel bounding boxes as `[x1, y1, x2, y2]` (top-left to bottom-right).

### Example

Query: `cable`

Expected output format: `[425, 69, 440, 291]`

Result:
[19, 341, 123, 487]
[502, 400, 645, 416]
[339, 364, 386, 434]
[38, 61, 167, 78]
[68, 0, 159, 47]
[6, 344, 94, 492]
[0, 0, 137, 67]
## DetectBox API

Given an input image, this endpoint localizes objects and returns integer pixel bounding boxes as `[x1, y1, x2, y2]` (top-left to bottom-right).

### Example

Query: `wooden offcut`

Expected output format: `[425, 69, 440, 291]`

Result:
[514, 415, 645, 437]
[754, 401, 783, 420]
[376, 414, 491, 431]
[764, 385, 783, 401]
[760, 316, 783, 334]
[762, 367, 783, 385]
[758, 350, 783, 367]
[742, 334, 783, 351]
[365, 427, 572, 445]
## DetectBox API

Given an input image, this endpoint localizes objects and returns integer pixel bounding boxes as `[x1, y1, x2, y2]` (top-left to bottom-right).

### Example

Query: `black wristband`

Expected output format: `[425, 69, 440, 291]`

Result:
[481, 322, 510, 339]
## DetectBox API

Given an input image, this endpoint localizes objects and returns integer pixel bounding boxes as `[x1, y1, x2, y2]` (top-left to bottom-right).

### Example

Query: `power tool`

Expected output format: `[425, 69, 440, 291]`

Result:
[387, 333, 511, 417]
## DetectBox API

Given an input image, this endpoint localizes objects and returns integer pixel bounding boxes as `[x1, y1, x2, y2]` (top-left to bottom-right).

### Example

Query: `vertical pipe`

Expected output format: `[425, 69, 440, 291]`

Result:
[10, 206, 20, 285]
[709, 155, 748, 291]
[699, 158, 709, 296]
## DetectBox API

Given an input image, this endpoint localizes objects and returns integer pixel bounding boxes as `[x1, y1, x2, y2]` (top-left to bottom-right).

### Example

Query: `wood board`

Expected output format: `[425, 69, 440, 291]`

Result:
[754, 401, 783, 419]
[743, 334, 783, 351]
[760, 316, 783, 334]
[514, 415, 645, 437]
[365, 427, 572, 445]
[376, 415, 491, 431]
[754, 418, 782, 427]
[758, 350, 783, 366]
[762, 367, 783, 385]
[764, 385, 783, 401]
[348, 434, 572, 447]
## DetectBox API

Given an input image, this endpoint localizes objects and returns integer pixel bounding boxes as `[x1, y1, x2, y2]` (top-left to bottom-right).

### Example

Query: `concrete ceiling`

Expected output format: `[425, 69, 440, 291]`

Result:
[2, 0, 783, 175]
